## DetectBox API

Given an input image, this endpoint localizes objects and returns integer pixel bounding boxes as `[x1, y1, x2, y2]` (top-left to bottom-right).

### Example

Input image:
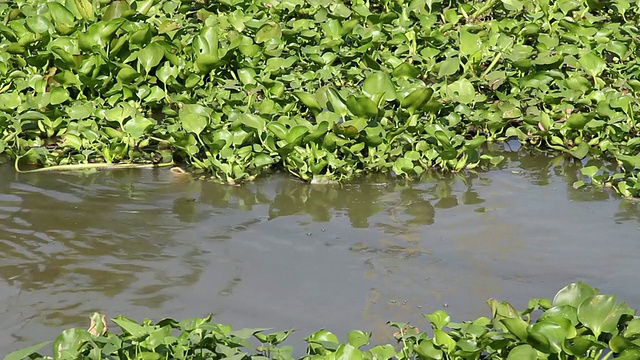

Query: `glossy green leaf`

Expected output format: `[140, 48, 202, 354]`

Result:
[506, 344, 537, 360]
[363, 72, 397, 101]
[124, 116, 153, 139]
[255, 22, 282, 43]
[426, 310, 450, 330]
[347, 330, 369, 349]
[400, 88, 433, 113]
[240, 114, 266, 130]
[554, 282, 596, 308]
[346, 95, 378, 117]
[103, 1, 133, 20]
[47, 2, 77, 35]
[500, 317, 528, 342]
[3, 341, 50, 360]
[579, 52, 606, 78]
[180, 113, 208, 136]
[577, 295, 620, 338]
[438, 57, 459, 77]
[138, 42, 165, 74]
[74, 0, 94, 21]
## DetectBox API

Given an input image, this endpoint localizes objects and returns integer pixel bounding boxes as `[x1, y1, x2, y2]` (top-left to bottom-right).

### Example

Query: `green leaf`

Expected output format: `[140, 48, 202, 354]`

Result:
[335, 344, 363, 360]
[326, 88, 349, 117]
[434, 329, 456, 353]
[294, 92, 323, 114]
[74, 0, 94, 21]
[254, 154, 275, 167]
[50, 87, 70, 105]
[0, 92, 21, 110]
[103, 0, 133, 20]
[47, 2, 77, 35]
[579, 52, 606, 78]
[112, 315, 152, 338]
[541, 305, 578, 325]
[306, 329, 339, 344]
[507, 344, 537, 360]
[393, 63, 420, 79]
[237, 68, 256, 85]
[124, 116, 153, 139]
[369, 344, 396, 360]
[426, 310, 450, 330]
[529, 321, 567, 353]
[566, 113, 591, 130]
[564, 337, 601, 356]
[554, 282, 596, 308]
[255, 22, 282, 43]
[138, 42, 165, 74]
[438, 57, 459, 77]
[3, 341, 50, 360]
[69, 102, 95, 120]
[240, 114, 266, 130]
[500, 317, 529, 341]
[26, 16, 52, 34]
[415, 339, 443, 359]
[363, 72, 397, 101]
[446, 78, 478, 104]
[578, 295, 625, 339]
[347, 330, 370, 349]
[400, 87, 433, 113]
[346, 95, 378, 117]
[567, 141, 589, 159]
[53, 328, 92, 359]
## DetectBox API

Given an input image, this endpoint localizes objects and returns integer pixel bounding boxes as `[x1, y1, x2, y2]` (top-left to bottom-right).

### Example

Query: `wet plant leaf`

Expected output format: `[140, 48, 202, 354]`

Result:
[363, 72, 396, 101]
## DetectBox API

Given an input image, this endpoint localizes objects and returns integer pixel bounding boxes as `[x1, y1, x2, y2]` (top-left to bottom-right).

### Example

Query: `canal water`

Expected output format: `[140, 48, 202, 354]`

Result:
[0, 148, 639, 355]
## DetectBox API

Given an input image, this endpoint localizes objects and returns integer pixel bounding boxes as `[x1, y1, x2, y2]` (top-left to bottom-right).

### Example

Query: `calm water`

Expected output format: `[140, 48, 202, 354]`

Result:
[1, 148, 639, 355]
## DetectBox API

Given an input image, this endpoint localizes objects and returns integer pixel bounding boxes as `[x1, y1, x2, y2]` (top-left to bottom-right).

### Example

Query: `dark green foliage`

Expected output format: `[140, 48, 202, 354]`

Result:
[7, 282, 640, 360]
[1, 0, 640, 193]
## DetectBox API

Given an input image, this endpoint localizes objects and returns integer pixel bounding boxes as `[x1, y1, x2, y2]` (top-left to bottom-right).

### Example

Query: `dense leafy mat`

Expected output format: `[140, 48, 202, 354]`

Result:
[7, 283, 640, 360]
[1, 0, 640, 194]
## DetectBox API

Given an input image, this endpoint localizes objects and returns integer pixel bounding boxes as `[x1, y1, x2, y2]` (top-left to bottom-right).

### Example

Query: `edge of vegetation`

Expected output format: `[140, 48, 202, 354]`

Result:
[7, 282, 640, 360]
[1, 0, 640, 194]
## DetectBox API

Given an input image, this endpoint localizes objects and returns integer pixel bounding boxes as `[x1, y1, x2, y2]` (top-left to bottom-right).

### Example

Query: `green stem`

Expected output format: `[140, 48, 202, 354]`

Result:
[471, 0, 499, 18]
[481, 51, 502, 78]
[15, 158, 175, 173]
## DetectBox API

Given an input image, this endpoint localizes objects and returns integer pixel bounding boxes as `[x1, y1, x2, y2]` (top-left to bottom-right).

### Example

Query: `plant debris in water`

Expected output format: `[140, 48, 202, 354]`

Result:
[1, 0, 640, 195]
[7, 282, 640, 359]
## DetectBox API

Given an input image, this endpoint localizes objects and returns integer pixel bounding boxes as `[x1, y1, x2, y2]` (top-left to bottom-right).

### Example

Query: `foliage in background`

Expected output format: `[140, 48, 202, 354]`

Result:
[6, 282, 640, 360]
[1, 0, 640, 193]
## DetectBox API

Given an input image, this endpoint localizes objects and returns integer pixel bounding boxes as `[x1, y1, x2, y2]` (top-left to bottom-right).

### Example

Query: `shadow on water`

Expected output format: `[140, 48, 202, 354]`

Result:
[0, 145, 639, 354]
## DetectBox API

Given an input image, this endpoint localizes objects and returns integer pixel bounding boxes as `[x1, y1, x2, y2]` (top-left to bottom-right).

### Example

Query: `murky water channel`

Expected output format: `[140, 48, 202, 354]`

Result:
[1, 148, 639, 355]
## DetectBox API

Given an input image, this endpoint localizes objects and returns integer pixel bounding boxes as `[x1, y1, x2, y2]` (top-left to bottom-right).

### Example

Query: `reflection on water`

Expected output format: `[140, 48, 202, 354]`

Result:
[0, 146, 639, 355]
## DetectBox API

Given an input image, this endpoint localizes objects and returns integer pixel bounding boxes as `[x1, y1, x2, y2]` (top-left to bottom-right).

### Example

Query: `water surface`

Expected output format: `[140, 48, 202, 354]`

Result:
[1, 149, 639, 355]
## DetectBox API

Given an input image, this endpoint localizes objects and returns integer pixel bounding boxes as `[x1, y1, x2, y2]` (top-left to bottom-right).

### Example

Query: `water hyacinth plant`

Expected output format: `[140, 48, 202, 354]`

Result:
[6, 282, 640, 360]
[1, 0, 640, 194]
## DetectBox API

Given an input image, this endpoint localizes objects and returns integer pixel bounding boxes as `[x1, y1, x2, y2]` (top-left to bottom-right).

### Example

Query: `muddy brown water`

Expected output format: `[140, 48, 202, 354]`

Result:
[1, 148, 639, 355]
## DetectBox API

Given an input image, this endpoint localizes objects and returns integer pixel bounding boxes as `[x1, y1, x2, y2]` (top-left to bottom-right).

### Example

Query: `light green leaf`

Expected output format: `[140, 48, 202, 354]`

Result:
[554, 282, 597, 308]
[446, 79, 477, 104]
[506, 344, 537, 360]
[577, 295, 623, 338]
[363, 72, 397, 101]
[138, 42, 165, 74]
[3, 341, 50, 360]
[255, 23, 282, 43]
[240, 114, 266, 130]
[438, 57, 459, 77]
[579, 52, 606, 78]
[124, 116, 153, 139]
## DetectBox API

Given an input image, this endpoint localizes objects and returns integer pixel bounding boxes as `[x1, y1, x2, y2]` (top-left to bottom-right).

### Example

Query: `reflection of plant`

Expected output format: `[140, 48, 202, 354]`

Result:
[3, 0, 640, 194]
[9, 282, 640, 360]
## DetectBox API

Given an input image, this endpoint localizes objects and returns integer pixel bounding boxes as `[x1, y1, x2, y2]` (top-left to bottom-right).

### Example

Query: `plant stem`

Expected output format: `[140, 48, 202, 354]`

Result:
[15, 159, 175, 173]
